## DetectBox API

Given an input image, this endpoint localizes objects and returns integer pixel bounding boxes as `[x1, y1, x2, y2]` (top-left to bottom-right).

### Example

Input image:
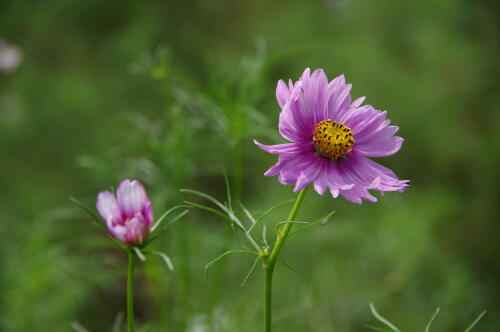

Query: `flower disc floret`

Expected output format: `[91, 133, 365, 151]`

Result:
[313, 119, 354, 160]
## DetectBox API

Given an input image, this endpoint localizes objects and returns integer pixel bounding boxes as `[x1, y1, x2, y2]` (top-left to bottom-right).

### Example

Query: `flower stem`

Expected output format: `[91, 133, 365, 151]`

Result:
[264, 265, 273, 332]
[263, 186, 309, 332]
[127, 250, 136, 332]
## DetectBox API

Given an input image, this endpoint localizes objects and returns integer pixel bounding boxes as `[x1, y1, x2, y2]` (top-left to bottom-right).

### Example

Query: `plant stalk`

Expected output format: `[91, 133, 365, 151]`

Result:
[127, 250, 136, 332]
[263, 186, 309, 332]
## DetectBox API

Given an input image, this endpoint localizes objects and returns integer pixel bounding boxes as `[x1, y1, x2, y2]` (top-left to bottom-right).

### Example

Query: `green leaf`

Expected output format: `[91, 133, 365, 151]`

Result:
[288, 210, 335, 237]
[111, 313, 124, 332]
[239, 201, 257, 226]
[223, 168, 232, 211]
[369, 303, 402, 332]
[132, 247, 146, 261]
[147, 251, 175, 271]
[151, 205, 191, 232]
[205, 250, 259, 279]
[147, 209, 190, 247]
[69, 197, 106, 230]
[70, 197, 126, 250]
[184, 201, 232, 223]
[180, 188, 228, 213]
[185, 200, 245, 231]
[248, 199, 294, 233]
[464, 310, 487, 332]
[71, 322, 90, 332]
[275, 220, 309, 234]
[240, 256, 261, 287]
[277, 258, 302, 278]
[425, 307, 440, 332]
[365, 324, 392, 332]
[262, 225, 269, 248]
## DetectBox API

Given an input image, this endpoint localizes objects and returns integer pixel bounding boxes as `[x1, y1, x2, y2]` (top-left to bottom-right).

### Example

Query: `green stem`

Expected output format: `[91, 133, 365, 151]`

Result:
[127, 250, 136, 332]
[264, 266, 273, 332]
[263, 186, 309, 332]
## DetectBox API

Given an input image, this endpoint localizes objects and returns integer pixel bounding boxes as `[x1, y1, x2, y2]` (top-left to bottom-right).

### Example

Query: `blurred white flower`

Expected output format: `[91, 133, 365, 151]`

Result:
[0, 39, 23, 73]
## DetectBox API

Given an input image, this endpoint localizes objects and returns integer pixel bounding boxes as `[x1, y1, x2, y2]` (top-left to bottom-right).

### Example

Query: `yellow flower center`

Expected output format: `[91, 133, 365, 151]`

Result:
[313, 119, 355, 160]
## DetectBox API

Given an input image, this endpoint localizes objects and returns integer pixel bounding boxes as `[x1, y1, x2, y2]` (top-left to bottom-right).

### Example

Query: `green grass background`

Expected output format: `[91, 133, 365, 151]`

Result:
[1, 0, 499, 331]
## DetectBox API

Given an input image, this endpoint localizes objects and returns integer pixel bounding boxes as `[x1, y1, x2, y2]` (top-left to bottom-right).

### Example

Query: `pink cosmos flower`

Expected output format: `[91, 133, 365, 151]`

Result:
[96, 179, 154, 245]
[255, 68, 409, 204]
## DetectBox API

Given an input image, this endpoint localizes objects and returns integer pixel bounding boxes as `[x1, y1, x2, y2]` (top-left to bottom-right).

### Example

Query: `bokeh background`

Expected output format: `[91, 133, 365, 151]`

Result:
[1, 0, 499, 331]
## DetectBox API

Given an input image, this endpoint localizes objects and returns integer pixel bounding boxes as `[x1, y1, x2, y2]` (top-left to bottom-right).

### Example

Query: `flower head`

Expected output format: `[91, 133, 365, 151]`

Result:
[96, 179, 154, 245]
[255, 68, 409, 204]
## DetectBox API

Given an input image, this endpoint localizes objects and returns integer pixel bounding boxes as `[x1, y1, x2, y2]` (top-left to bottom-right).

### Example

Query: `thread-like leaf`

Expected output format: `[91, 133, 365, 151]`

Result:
[275, 220, 308, 234]
[184, 201, 232, 223]
[223, 168, 232, 211]
[277, 258, 302, 278]
[147, 251, 175, 271]
[239, 201, 257, 226]
[425, 307, 441, 332]
[71, 322, 90, 332]
[248, 199, 294, 233]
[288, 210, 335, 237]
[132, 247, 146, 261]
[240, 256, 261, 287]
[369, 303, 402, 332]
[205, 250, 258, 279]
[365, 325, 392, 332]
[69, 197, 106, 230]
[111, 313, 124, 332]
[151, 205, 190, 232]
[262, 225, 269, 248]
[180, 188, 228, 213]
[148, 210, 190, 246]
[464, 310, 487, 332]
[70, 197, 126, 250]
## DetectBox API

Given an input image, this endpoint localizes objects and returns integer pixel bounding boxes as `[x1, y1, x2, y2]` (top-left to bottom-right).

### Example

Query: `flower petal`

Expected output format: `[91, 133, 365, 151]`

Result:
[253, 140, 302, 155]
[276, 79, 291, 109]
[332, 152, 408, 203]
[326, 74, 352, 120]
[344, 105, 404, 157]
[293, 155, 325, 192]
[110, 213, 149, 245]
[278, 81, 313, 142]
[262, 147, 317, 184]
[116, 179, 149, 219]
[96, 191, 122, 226]
[142, 199, 154, 227]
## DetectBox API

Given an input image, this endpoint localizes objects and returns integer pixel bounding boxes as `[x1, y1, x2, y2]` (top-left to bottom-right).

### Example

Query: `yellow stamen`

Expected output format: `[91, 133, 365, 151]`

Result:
[313, 119, 355, 160]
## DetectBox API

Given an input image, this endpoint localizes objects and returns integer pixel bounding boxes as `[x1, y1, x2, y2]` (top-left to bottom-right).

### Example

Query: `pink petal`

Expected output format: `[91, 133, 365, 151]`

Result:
[110, 213, 149, 245]
[116, 179, 148, 219]
[96, 191, 122, 227]
[276, 79, 290, 108]
[326, 74, 352, 120]
[344, 105, 404, 157]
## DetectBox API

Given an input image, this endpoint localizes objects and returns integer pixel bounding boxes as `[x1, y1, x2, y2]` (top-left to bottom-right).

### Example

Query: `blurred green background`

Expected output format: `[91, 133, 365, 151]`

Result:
[1, 0, 499, 331]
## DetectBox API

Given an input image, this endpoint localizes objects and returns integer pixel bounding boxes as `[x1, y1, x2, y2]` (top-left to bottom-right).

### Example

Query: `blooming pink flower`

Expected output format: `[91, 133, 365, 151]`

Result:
[96, 179, 154, 245]
[255, 68, 409, 204]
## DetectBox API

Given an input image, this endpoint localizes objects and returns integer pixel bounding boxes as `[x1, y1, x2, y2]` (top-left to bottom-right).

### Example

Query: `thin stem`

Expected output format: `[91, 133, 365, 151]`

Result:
[268, 187, 309, 268]
[263, 186, 309, 332]
[127, 250, 136, 332]
[245, 230, 262, 252]
[264, 266, 273, 332]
